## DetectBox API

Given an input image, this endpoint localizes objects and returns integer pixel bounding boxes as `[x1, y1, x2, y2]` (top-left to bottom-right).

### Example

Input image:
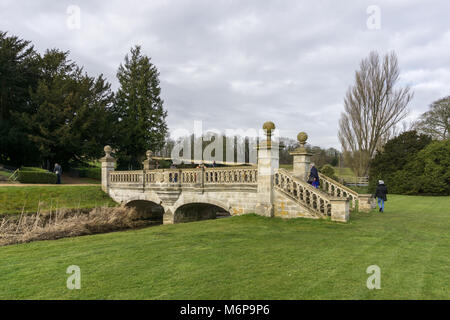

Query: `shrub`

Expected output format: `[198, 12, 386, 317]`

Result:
[18, 170, 57, 184]
[401, 140, 450, 195]
[368, 131, 432, 193]
[20, 167, 48, 172]
[320, 164, 338, 181]
[372, 139, 449, 195]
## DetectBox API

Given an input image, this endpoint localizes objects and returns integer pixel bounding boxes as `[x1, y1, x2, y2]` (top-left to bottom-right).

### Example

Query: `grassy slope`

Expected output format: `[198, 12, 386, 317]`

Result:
[0, 186, 117, 215]
[1, 195, 449, 299]
[333, 166, 357, 180]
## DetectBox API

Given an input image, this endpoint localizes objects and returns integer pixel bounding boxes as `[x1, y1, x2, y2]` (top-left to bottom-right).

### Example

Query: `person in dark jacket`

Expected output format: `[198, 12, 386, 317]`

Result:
[53, 163, 62, 184]
[374, 180, 388, 212]
[309, 163, 320, 188]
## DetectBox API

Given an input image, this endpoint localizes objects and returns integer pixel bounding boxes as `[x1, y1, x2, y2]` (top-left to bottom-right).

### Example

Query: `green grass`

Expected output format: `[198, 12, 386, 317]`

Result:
[347, 185, 370, 194]
[0, 186, 117, 215]
[61, 177, 101, 185]
[0, 195, 449, 299]
[333, 166, 357, 181]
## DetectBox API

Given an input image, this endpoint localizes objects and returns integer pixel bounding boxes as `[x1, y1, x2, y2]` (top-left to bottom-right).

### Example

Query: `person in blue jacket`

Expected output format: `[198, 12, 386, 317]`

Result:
[309, 163, 320, 188]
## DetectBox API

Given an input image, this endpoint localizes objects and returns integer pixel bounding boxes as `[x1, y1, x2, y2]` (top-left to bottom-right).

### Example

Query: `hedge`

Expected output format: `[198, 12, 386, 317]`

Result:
[74, 167, 101, 180]
[18, 170, 57, 184]
[20, 167, 48, 172]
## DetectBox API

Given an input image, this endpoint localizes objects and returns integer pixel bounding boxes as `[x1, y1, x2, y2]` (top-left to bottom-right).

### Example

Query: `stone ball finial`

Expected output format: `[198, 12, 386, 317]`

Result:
[146, 150, 153, 159]
[297, 132, 308, 145]
[104, 145, 112, 155]
[263, 121, 275, 133]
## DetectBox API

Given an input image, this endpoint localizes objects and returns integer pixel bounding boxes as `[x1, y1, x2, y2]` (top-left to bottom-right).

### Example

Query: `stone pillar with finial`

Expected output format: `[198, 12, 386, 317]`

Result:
[142, 150, 154, 170]
[100, 145, 116, 193]
[290, 132, 312, 182]
[255, 121, 279, 217]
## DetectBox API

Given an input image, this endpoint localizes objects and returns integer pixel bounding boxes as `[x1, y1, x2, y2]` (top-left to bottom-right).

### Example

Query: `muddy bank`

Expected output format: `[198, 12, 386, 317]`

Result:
[0, 206, 161, 246]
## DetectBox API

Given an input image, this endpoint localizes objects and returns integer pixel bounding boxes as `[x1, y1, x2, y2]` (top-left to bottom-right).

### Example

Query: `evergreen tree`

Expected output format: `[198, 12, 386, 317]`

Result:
[368, 130, 432, 193]
[113, 45, 168, 169]
[0, 31, 40, 165]
[19, 49, 114, 168]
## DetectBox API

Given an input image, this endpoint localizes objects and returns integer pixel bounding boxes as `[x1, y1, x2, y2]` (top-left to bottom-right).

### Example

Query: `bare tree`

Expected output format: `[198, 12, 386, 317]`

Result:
[414, 96, 450, 140]
[338, 51, 413, 176]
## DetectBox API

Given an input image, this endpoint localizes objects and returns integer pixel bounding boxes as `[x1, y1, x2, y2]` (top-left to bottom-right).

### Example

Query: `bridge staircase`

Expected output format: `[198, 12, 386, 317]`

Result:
[274, 169, 331, 218]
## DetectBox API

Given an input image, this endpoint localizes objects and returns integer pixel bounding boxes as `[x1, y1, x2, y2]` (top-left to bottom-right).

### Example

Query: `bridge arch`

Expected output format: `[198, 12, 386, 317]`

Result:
[125, 200, 165, 223]
[174, 202, 231, 223]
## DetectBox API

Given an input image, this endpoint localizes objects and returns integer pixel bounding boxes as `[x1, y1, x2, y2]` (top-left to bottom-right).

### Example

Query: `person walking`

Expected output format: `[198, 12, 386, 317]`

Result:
[308, 163, 320, 188]
[54, 163, 62, 184]
[374, 180, 388, 212]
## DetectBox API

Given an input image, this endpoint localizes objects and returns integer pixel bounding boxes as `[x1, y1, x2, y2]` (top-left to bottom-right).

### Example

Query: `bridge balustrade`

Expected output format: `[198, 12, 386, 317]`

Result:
[109, 170, 143, 183]
[204, 167, 257, 184]
[275, 169, 331, 217]
[318, 173, 358, 209]
[109, 166, 258, 188]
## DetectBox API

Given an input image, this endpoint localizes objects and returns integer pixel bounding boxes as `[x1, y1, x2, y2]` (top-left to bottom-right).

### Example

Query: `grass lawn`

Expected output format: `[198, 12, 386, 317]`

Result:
[333, 166, 357, 181]
[347, 185, 370, 194]
[0, 195, 449, 299]
[0, 186, 117, 216]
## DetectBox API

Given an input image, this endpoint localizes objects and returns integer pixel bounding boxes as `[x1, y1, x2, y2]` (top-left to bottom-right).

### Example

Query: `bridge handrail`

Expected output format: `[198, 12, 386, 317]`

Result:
[318, 173, 359, 209]
[275, 169, 331, 217]
[204, 166, 258, 184]
[110, 170, 144, 183]
[109, 166, 258, 186]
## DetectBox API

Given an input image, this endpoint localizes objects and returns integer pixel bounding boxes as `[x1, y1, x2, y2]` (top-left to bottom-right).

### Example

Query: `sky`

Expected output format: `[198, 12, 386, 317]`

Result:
[1, 0, 449, 149]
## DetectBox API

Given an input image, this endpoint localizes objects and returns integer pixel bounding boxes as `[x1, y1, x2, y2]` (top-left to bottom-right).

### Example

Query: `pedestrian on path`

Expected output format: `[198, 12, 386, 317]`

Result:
[54, 163, 62, 184]
[374, 180, 388, 212]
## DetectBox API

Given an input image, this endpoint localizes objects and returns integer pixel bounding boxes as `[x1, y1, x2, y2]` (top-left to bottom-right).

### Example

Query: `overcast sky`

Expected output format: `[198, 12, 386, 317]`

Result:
[1, 0, 449, 149]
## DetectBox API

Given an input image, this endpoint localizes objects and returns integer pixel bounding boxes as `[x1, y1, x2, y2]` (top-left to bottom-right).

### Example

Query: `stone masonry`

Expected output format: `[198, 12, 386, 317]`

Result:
[101, 122, 375, 224]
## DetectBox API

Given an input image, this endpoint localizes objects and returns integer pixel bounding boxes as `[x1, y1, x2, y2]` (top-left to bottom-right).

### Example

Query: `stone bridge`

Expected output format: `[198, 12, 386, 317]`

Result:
[101, 122, 374, 224]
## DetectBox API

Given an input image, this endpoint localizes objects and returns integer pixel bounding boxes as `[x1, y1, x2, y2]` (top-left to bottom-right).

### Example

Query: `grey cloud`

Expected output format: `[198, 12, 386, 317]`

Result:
[1, 0, 449, 149]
